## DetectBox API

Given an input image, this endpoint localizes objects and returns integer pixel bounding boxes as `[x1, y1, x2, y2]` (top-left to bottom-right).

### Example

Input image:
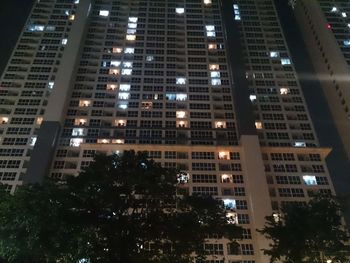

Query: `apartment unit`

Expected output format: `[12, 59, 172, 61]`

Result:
[0, 0, 335, 262]
[294, 0, 350, 159]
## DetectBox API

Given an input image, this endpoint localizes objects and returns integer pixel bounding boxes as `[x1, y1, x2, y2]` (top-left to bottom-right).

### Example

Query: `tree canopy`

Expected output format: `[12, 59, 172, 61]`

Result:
[259, 196, 350, 263]
[0, 151, 242, 263]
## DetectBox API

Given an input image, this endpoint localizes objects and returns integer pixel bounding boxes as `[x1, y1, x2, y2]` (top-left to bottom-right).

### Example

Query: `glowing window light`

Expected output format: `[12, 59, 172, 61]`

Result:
[109, 69, 120, 75]
[112, 139, 125, 144]
[177, 120, 187, 127]
[281, 58, 291, 65]
[203, 0, 212, 5]
[99, 10, 109, 17]
[294, 141, 306, 147]
[146, 55, 154, 61]
[118, 92, 130, 100]
[72, 128, 84, 136]
[280, 88, 290, 95]
[208, 43, 217, 49]
[111, 61, 121, 67]
[119, 84, 131, 91]
[303, 175, 317, 186]
[215, 121, 226, 128]
[129, 17, 138, 23]
[342, 12, 347, 17]
[68, 15, 75, 21]
[97, 139, 110, 144]
[206, 25, 215, 31]
[121, 69, 132, 75]
[255, 121, 262, 129]
[70, 138, 83, 147]
[48, 81, 55, 90]
[128, 23, 137, 29]
[127, 29, 136, 34]
[211, 71, 220, 78]
[61, 38, 68, 45]
[118, 103, 128, 109]
[126, 35, 136, 41]
[221, 174, 233, 183]
[176, 94, 187, 101]
[219, 151, 229, 160]
[176, 111, 186, 118]
[106, 84, 117, 91]
[344, 40, 350, 46]
[75, 119, 87, 126]
[124, 48, 135, 54]
[29, 136, 37, 146]
[249, 95, 257, 101]
[1, 117, 9, 124]
[226, 212, 238, 224]
[176, 7, 185, 14]
[36, 117, 43, 125]
[223, 199, 236, 210]
[270, 51, 279, 57]
[211, 79, 221, 85]
[209, 64, 219, 70]
[331, 6, 337, 12]
[112, 47, 123, 53]
[79, 100, 91, 107]
[206, 31, 216, 37]
[176, 77, 186, 85]
[115, 120, 126, 126]
[122, 61, 133, 68]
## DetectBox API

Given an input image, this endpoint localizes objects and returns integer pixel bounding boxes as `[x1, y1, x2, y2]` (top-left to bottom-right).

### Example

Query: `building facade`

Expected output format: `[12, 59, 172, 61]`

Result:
[294, 0, 350, 159]
[0, 0, 335, 262]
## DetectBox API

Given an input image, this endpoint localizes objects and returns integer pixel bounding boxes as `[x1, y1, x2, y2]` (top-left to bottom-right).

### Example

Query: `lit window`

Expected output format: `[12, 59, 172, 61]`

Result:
[75, 119, 87, 126]
[115, 120, 126, 126]
[70, 138, 83, 147]
[118, 103, 128, 109]
[348, 23, 350, 28]
[211, 79, 221, 85]
[273, 213, 280, 222]
[112, 139, 125, 144]
[111, 60, 121, 67]
[209, 64, 219, 70]
[294, 141, 306, 147]
[146, 55, 154, 61]
[74, 0, 79, 3]
[127, 29, 136, 34]
[176, 7, 185, 14]
[29, 137, 37, 146]
[28, 25, 44, 32]
[270, 51, 279, 57]
[203, 0, 212, 5]
[176, 77, 186, 85]
[223, 199, 236, 210]
[342, 12, 347, 17]
[68, 15, 75, 21]
[226, 212, 238, 224]
[72, 128, 85, 136]
[176, 111, 187, 118]
[281, 58, 291, 65]
[112, 47, 123, 53]
[48, 81, 55, 90]
[215, 121, 226, 128]
[106, 84, 117, 91]
[177, 120, 187, 127]
[166, 94, 176, 100]
[122, 61, 133, 68]
[208, 43, 217, 49]
[46, 26, 55, 31]
[280, 88, 290, 95]
[206, 30, 216, 37]
[249, 95, 257, 101]
[36, 117, 43, 125]
[219, 151, 229, 160]
[233, 4, 239, 9]
[1, 117, 9, 124]
[97, 139, 110, 144]
[255, 121, 262, 129]
[121, 69, 132, 75]
[126, 35, 136, 41]
[211, 71, 220, 78]
[79, 100, 91, 107]
[118, 92, 130, 100]
[141, 102, 153, 109]
[61, 38, 68, 45]
[128, 23, 137, 29]
[221, 174, 233, 183]
[303, 175, 317, 186]
[176, 94, 187, 101]
[234, 15, 241, 21]
[331, 6, 337, 12]
[206, 25, 215, 31]
[344, 40, 350, 46]
[109, 69, 120, 75]
[128, 17, 138, 23]
[99, 10, 109, 17]
[119, 84, 130, 91]
[124, 48, 134, 54]
[177, 172, 189, 184]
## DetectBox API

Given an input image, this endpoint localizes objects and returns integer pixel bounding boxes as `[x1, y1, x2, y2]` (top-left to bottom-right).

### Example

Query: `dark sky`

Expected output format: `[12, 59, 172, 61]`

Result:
[0, 0, 34, 74]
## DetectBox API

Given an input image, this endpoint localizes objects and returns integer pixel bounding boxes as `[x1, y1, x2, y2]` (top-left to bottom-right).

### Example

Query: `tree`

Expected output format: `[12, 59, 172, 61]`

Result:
[259, 196, 350, 263]
[0, 151, 242, 263]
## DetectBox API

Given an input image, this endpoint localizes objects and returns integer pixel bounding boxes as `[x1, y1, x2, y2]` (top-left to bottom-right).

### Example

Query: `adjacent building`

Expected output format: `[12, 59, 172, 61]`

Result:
[294, 0, 350, 159]
[0, 0, 336, 262]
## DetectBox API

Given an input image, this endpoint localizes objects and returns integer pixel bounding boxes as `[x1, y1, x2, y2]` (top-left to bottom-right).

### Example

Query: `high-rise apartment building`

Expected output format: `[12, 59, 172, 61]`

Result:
[294, 0, 350, 159]
[0, 0, 336, 262]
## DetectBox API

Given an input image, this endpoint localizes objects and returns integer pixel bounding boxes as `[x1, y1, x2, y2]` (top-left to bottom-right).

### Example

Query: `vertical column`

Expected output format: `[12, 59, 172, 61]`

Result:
[240, 135, 272, 263]
[25, 0, 92, 184]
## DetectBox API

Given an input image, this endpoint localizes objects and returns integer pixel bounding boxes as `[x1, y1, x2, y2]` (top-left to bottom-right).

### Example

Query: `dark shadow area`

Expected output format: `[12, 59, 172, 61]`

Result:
[275, 0, 350, 226]
[0, 0, 34, 75]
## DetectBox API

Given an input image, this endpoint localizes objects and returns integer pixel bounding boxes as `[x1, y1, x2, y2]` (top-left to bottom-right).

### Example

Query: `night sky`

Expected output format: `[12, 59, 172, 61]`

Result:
[0, 0, 349, 220]
[0, 0, 34, 74]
